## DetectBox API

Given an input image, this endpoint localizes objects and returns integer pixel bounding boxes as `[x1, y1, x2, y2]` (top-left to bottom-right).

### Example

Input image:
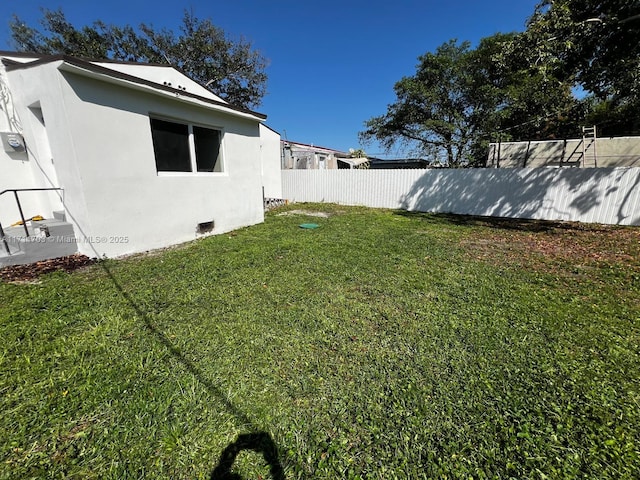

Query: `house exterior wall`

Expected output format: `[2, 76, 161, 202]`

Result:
[92, 63, 226, 102]
[6, 61, 265, 258]
[259, 124, 282, 198]
[488, 137, 640, 168]
[1, 62, 64, 227]
[0, 133, 44, 227]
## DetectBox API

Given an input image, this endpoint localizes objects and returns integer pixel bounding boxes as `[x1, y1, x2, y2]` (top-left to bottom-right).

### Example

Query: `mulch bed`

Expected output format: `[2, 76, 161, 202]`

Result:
[0, 254, 96, 283]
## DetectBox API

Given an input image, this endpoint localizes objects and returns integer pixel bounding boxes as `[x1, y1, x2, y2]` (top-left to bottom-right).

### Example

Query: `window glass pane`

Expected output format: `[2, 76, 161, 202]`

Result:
[150, 118, 191, 172]
[193, 126, 222, 172]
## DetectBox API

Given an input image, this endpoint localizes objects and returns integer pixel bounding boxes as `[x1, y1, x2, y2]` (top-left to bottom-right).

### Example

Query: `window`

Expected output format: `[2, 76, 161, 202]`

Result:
[150, 117, 223, 173]
[193, 126, 222, 172]
[150, 119, 191, 172]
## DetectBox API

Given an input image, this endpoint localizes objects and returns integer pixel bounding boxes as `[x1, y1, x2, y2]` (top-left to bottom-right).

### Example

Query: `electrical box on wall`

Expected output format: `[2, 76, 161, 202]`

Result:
[1, 132, 26, 152]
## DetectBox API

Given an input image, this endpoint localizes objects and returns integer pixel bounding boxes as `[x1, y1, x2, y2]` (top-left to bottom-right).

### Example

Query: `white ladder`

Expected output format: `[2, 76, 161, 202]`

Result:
[582, 126, 598, 167]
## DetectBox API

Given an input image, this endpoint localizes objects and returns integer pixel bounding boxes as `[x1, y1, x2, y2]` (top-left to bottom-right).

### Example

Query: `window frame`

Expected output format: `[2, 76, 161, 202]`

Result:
[149, 115, 226, 176]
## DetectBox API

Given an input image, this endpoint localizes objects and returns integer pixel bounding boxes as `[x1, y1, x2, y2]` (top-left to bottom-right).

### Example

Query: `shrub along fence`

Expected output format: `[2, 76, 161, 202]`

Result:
[282, 167, 640, 225]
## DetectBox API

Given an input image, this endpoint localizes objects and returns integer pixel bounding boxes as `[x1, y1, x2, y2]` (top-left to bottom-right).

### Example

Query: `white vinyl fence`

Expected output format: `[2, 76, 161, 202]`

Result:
[282, 168, 640, 226]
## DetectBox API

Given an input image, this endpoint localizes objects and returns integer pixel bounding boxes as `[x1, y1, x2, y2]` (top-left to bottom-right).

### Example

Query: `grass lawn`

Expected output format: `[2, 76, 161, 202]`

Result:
[1, 204, 639, 479]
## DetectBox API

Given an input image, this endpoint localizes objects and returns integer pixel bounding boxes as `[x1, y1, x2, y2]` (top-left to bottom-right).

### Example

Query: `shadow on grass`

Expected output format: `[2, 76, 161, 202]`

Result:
[210, 432, 285, 480]
[393, 210, 613, 233]
[25, 192, 292, 477]
[94, 261, 288, 478]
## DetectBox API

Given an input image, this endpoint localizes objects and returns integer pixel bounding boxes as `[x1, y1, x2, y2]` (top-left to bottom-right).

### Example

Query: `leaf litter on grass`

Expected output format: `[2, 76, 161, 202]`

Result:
[461, 219, 640, 277]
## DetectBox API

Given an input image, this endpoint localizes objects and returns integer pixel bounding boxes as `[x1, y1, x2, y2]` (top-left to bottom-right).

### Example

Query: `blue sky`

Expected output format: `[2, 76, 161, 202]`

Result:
[1, 1, 539, 157]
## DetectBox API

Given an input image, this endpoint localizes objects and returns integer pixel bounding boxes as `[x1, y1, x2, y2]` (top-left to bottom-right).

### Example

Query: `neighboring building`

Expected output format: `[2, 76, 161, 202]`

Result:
[280, 140, 372, 170]
[0, 51, 281, 266]
[488, 136, 640, 168]
[281, 140, 347, 170]
[369, 158, 431, 169]
[337, 157, 370, 169]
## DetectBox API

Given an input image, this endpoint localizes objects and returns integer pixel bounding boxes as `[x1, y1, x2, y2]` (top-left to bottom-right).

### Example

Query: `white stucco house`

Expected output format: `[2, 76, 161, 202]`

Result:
[0, 51, 281, 266]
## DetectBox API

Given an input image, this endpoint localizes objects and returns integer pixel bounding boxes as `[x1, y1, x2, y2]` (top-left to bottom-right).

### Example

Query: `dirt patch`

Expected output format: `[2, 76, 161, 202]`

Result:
[277, 209, 332, 218]
[0, 254, 96, 283]
[463, 223, 640, 272]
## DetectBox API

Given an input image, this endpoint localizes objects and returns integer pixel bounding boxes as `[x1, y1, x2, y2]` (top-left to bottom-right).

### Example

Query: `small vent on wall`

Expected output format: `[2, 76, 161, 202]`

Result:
[162, 81, 186, 91]
[197, 221, 215, 235]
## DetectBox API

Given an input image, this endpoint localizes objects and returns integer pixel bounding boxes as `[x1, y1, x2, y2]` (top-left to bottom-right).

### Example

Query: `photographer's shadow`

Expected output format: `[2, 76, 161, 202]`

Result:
[210, 431, 285, 480]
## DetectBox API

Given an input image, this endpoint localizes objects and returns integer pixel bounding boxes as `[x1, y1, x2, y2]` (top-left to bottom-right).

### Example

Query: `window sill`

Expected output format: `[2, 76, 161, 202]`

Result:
[156, 171, 228, 177]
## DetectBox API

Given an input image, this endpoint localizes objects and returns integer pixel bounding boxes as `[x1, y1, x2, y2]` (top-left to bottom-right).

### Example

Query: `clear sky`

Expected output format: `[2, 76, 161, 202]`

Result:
[1, 1, 539, 157]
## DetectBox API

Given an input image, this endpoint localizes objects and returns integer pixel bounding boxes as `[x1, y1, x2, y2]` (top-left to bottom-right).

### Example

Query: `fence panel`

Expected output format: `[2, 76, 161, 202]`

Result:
[282, 168, 640, 226]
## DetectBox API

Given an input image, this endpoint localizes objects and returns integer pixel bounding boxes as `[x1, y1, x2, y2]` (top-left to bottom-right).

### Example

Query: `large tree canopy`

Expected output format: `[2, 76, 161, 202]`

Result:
[9, 9, 268, 109]
[362, 0, 640, 166]
[524, 0, 640, 135]
[360, 35, 578, 166]
[526, 0, 640, 101]
[360, 41, 479, 167]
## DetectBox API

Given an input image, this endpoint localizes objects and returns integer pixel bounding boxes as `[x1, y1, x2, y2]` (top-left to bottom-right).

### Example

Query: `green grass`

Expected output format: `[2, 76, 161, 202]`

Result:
[1, 204, 639, 479]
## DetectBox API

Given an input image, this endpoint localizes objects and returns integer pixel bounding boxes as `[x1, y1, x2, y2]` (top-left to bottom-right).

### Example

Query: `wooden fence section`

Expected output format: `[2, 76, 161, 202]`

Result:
[282, 168, 640, 226]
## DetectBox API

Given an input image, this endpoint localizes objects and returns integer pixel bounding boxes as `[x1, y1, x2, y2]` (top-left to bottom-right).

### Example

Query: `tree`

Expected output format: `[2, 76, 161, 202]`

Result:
[9, 9, 268, 109]
[361, 0, 640, 166]
[348, 148, 367, 158]
[360, 35, 579, 167]
[474, 32, 585, 138]
[524, 0, 640, 135]
[465, 32, 581, 162]
[10, 9, 110, 59]
[360, 40, 480, 167]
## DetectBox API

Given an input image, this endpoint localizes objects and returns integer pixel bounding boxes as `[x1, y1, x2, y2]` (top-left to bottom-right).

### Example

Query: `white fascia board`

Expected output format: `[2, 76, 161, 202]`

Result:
[1, 54, 43, 64]
[57, 62, 264, 122]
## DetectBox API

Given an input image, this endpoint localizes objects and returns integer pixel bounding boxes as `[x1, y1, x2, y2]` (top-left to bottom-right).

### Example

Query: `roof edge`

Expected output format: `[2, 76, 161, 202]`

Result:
[0, 50, 168, 67]
[0, 50, 47, 59]
[4, 53, 267, 121]
[282, 139, 348, 155]
[260, 123, 281, 136]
